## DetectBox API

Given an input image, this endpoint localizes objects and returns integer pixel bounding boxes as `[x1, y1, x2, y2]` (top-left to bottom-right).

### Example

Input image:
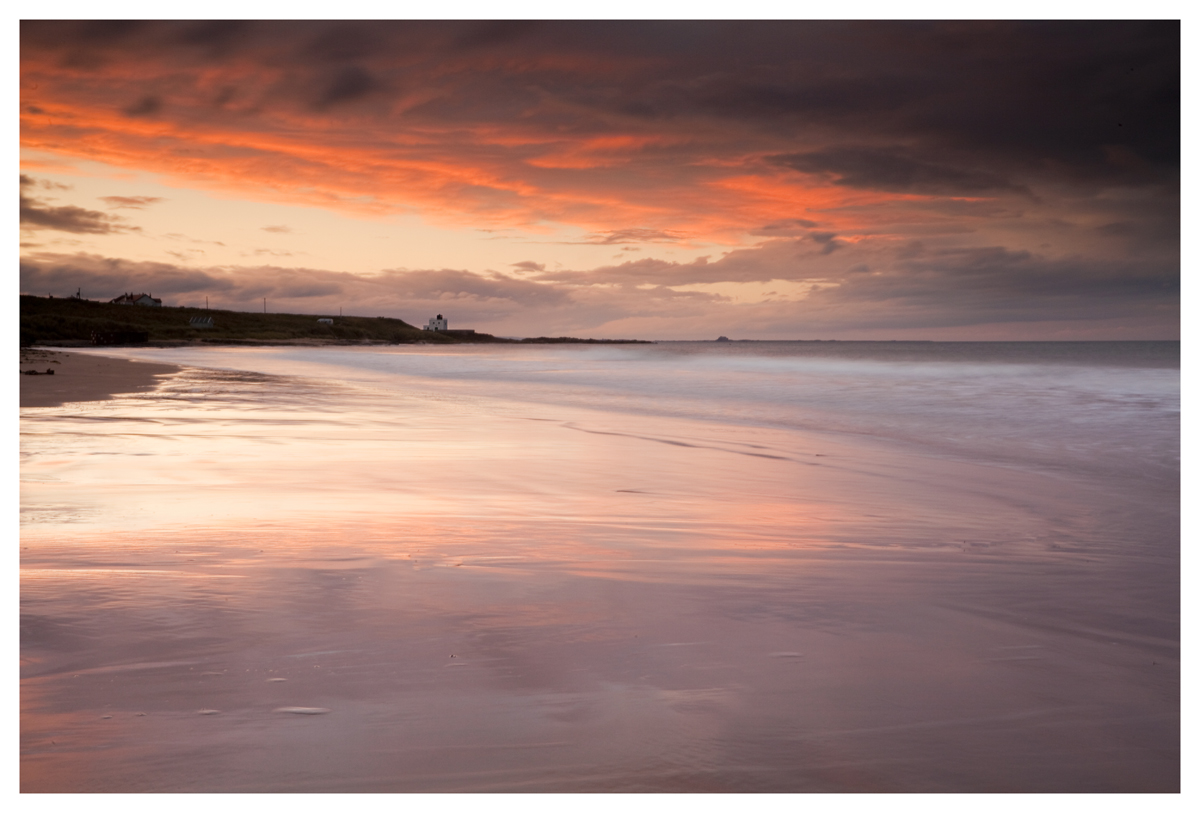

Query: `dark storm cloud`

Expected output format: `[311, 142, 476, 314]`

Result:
[123, 95, 162, 117]
[530, 234, 1176, 331]
[453, 20, 543, 51]
[173, 20, 253, 54]
[20, 178, 137, 235]
[212, 87, 238, 107]
[861, 245, 1172, 327]
[824, 246, 1177, 308]
[783, 247, 1180, 334]
[22, 20, 1178, 185]
[314, 66, 380, 109]
[769, 148, 1026, 196]
[1097, 221, 1136, 236]
[679, 21, 1178, 183]
[75, 20, 149, 44]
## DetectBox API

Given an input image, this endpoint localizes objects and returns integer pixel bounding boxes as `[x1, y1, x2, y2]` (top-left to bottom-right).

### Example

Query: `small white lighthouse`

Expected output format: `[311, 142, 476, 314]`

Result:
[423, 314, 448, 331]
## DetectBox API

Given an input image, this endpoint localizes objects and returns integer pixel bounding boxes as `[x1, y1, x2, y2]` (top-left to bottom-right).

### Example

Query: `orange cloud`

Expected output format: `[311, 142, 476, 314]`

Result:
[20, 38, 958, 246]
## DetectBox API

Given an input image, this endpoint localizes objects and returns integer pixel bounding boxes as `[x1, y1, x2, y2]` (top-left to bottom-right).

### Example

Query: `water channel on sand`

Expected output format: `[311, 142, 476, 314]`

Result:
[20, 343, 1179, 792]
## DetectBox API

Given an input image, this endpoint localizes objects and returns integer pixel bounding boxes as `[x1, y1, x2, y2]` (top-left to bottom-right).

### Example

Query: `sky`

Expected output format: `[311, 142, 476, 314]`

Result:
[18, 19, 1180, 340]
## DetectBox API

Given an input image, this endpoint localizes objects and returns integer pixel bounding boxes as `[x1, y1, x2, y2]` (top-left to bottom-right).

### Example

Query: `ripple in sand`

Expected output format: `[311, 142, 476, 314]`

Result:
[274, 706, 330, 715]
[197, 709, 221, 715]
[266, 677, 288, 682]
[769, 651, 805, 658]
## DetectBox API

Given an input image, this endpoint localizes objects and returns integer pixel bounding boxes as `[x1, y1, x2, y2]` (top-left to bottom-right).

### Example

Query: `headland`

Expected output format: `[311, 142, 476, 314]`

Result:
[20, 295, 650, 348]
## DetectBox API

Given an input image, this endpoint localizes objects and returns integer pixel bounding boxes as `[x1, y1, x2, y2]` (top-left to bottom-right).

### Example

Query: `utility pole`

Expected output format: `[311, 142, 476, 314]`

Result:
[206, 296, 209, 310]
[263, 297, 266, 313]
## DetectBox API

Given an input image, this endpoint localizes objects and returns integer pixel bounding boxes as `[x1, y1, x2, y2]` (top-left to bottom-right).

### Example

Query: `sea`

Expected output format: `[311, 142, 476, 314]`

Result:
[19, 341, 1180, 792]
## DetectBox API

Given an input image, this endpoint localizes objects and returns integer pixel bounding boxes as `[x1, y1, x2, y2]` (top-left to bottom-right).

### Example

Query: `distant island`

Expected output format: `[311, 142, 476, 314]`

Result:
[19, 295, 651, 347]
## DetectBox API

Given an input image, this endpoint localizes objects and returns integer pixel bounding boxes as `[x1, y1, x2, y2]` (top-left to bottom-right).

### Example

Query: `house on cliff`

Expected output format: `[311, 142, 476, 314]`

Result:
[110, 292, 162, 307]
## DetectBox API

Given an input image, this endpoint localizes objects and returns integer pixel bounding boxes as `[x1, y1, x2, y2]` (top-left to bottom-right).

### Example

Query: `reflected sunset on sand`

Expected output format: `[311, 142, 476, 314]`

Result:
[20, 343, 1178, 792]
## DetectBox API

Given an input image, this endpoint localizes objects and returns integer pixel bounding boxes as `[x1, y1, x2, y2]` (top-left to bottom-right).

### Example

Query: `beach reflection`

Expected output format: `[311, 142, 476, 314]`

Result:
[21, 360, 1178, 791]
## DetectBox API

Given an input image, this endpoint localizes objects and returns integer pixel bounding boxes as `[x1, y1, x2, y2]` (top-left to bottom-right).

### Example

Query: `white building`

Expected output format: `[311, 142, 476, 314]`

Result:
[110, 292, 162, 307]
[317, 318, 334, 325]
[423, 314, 448, 331]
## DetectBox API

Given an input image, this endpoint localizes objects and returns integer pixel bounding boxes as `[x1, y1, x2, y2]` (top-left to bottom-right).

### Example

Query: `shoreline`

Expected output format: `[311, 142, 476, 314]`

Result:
[28, 336, 654, 349]
[19, 348, 182, 408]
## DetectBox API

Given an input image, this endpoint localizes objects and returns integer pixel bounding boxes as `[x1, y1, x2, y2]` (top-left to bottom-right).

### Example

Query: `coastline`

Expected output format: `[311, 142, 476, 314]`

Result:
[19, 347, 181, 408]
[29, 336, 653, 350]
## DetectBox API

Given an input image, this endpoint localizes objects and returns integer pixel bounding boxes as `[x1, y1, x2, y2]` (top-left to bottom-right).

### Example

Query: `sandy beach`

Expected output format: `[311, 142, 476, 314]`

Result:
[20, 348, 182, 408]
[19, 343, 1178, 792]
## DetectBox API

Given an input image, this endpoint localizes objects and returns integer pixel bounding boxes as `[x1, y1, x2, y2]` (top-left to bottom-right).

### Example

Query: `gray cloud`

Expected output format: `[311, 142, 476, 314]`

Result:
[535, 240, 836, 287]
[372, 268, 572, 307]
[165, 233, 226, 247]
[20, 179, 137, 235]
[21, 254, 236, 298]
[261, 225, 293, 233]
[751, 219, 822, 237]
[314, 66, 380, 109]
[101, 195, 164, 209]
[124, 95, 162, 117]
[533, 233, 1176, 333]
[808, 232, 846, 255]
[580, 229, 685, 245]
[166, 249, 205, 262]
[22, 175, 72, 192]
[19, 254, 571, 315]
[769, 147, 1028, 196]
[18, 244, 1177, 340]
[22, 21, 1177, 185]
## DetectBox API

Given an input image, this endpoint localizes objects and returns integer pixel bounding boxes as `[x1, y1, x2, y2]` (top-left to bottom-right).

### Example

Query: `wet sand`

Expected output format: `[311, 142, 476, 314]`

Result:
[20, 348, 181, 408]
[19, 348, 1179, 793]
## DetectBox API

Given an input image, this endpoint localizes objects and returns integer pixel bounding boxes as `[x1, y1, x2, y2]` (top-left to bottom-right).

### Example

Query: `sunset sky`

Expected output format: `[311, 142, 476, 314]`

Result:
[19, 19, 1180, 339]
